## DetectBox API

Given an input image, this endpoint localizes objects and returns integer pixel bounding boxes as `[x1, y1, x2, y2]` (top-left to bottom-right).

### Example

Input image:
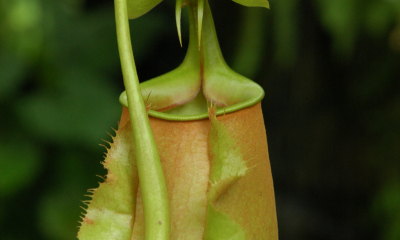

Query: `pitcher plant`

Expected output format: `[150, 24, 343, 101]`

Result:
[77, 0, 278, 239]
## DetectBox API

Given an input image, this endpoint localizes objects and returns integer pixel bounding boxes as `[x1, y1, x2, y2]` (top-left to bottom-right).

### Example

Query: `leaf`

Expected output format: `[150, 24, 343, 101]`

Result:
[127, 0, 163, 19]
[231, 0, 269, 9]
[78, 113, 139, 240]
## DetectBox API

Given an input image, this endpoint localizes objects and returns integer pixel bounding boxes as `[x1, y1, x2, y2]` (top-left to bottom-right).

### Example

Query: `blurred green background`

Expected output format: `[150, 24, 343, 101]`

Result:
[1, 0, 400, 239]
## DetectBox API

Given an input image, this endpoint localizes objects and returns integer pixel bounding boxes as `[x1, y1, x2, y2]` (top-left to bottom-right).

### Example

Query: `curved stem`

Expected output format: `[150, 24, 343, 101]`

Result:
[114, 0, 170, 239]
[200, 0, 228, 68]
[183, 2, 201, 65]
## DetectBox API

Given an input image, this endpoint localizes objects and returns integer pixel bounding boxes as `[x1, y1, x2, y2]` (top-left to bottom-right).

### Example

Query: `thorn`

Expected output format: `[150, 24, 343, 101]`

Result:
[245, 163, 257, 173]
[176, 0, 184, 47]
[96, 175, 106, 180]
[106, 131, 114, 138]
[146, 94, 159, 113]
[99, 143, 108, 150]
[144, 91, 152, 105]
[101, 139, 111, 145]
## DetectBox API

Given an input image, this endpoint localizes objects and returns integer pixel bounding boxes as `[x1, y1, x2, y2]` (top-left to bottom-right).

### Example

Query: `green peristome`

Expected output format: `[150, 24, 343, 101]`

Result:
[78, 122, 138, 240]
[127, 0, 163, 19]
[204, 203, 246, 240]
[119, 1, 264, 121]
[232, 0, 269, 8]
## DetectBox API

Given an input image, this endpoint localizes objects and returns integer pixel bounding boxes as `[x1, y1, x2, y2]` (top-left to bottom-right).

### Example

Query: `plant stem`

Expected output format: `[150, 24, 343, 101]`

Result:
[114, 0, 170, 239]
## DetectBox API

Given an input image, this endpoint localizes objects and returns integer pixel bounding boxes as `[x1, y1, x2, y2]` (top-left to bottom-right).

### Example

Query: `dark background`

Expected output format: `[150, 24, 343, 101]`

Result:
[1, 0, 400, 239]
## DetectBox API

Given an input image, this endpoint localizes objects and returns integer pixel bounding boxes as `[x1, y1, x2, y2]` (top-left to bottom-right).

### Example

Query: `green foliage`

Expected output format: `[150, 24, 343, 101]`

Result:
[0, 0, 164, 239]
[0, 137, 41, 197]
[16, 70, 121, 146]
[127, 0, 163, 19]
[232, 0, 269, 9]
[372, 176, 400, 240]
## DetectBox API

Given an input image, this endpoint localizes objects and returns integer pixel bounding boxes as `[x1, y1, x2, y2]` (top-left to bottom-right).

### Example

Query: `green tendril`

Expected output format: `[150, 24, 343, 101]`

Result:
[114, 0, 170, 239]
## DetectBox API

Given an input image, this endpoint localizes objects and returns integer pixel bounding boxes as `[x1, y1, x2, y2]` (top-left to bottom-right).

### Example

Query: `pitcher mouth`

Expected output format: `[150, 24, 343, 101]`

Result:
[119, 0, 265, 121]
[119, 84, 264, 121]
